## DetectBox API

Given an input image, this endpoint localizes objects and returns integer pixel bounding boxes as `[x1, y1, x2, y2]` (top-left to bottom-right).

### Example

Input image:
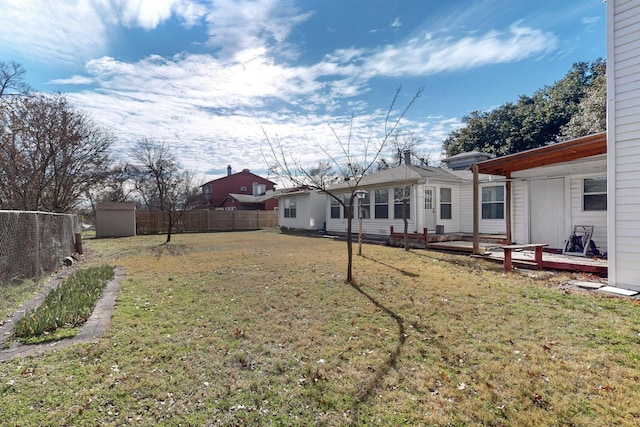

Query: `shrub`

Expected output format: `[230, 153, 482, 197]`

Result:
[14, 265, 114, 339]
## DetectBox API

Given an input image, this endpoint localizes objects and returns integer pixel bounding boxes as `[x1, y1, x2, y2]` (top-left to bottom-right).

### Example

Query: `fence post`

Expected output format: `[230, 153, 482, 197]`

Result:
[34, 212, 40, 285]
[75, 233, 83, 254]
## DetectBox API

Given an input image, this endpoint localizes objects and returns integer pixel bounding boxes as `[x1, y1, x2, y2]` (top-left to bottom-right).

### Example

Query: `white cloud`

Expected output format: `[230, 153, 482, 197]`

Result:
[0, 0, 108, 64]
[1, 0, 567, 181]
[112, 0, 207, 29]
[361, 23, 557, 77]
[0, 0, 207, 66]
[203, 0, 313, 58]
[47, 75, 95, 85]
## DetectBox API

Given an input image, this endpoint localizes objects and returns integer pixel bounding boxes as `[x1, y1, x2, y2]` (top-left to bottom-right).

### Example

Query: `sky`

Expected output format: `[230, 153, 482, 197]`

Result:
[0, 0, 606, 185]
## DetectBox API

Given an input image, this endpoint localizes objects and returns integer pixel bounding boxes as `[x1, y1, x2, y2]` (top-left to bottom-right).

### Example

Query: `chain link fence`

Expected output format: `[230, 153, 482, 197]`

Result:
[0, 211, 78, 286]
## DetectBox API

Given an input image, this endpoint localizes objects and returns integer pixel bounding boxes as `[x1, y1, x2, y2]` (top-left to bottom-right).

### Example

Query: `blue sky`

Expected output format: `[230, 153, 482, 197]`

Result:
[0, 0, 606, 184]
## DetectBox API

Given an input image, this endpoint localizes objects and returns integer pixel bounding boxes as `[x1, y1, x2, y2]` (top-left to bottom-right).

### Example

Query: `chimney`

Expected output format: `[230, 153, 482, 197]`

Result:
[403, 150, 411, 166]
[227, 165, 232, 176]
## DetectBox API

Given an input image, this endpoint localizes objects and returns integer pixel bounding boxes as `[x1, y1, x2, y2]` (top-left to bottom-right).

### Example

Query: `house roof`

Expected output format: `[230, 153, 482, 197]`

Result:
[328, 164, 463, 191]
[201, 169, 276, 187]
[474, 132, 607, 176]
[227, 188, 282, 203]
[272, 186, 319, 198]
[443, 150, 493, 160]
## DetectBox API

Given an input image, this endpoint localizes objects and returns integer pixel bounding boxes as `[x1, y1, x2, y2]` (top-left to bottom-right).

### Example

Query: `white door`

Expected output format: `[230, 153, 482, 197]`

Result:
[530, 178, 565, 249]
[424, 187, 436, 231]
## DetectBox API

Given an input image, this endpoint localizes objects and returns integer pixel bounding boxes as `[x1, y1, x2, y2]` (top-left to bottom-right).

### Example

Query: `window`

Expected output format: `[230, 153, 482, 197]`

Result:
[425, 188, 433, 210]
[283, 198, 296, 218]
[584, 177, 607, 211]
[374, 189, 389, 219]
[394, 187, 411, 219]
[240, 186, 247, 192]
[440, 188, 452, 220]
[330, 197, 340, 219]
[482, 185, 504, 219]
[357, 191, 371, 219]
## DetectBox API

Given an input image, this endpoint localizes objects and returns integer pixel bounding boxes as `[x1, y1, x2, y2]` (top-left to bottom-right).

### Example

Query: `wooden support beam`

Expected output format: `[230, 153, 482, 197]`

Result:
[472, 164, 480, 254]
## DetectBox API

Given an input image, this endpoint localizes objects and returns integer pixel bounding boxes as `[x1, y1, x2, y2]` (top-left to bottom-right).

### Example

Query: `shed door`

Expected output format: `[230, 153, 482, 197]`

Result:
[529, 178, 565, 249]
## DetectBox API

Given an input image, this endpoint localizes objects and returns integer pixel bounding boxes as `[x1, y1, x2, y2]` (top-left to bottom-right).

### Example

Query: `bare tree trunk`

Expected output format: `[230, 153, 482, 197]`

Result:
[346, 203, 353, 283]
[403, 198, 409, 251]
[165, 211, 172, 243]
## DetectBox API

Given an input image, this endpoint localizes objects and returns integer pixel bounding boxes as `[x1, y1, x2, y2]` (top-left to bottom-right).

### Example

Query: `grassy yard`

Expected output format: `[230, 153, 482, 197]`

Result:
[1, 230, 639, 426]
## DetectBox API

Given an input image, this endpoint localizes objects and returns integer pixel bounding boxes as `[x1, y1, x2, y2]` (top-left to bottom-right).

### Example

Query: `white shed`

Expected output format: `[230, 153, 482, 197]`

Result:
[95, 202, 137, 237]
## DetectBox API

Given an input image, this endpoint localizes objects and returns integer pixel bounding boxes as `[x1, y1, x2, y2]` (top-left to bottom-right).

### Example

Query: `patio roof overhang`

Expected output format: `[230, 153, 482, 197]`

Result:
[474, 132, 607, 177]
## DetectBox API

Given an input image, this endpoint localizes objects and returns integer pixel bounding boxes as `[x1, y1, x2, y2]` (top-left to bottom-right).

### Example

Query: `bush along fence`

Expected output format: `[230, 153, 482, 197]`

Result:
[136, 210, 278, 235]
[0, 211, 80, 287]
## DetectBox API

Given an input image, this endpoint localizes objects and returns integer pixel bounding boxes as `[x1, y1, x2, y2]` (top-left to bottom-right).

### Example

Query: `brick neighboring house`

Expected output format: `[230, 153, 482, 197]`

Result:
[200, 166, 278, 210]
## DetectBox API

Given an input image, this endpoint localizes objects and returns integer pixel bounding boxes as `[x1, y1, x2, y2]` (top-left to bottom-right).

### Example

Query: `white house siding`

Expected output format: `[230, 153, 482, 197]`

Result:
[459, 181, 507, 235]
[569, 175, 608, 253]
[308, 191, 328, 230]
[278, 193, 308, 230]
[325, 187, 418, 236]
[436, 183, 464, 234]
[278, 192, 327, 231]
[458, 183, 474, 233]
[512, 181, 528, 245]
[608, 0, 640, 289]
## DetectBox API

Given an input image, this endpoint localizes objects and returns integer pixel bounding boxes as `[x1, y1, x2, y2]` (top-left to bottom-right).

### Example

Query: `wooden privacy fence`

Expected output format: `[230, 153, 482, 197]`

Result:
[136, 210, 279, 235]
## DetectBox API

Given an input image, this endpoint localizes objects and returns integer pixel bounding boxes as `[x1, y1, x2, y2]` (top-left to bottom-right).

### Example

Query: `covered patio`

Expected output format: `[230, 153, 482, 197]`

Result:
[469, 132, 608, 275]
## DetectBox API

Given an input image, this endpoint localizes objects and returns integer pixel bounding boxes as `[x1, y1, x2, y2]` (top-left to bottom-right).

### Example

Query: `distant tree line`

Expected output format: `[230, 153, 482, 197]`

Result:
[442, 59, 606, 157]
[0, 61, 198, 241]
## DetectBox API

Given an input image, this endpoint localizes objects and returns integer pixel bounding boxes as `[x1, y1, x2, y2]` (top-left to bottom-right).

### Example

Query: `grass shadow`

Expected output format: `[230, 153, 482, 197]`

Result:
[149, 243, 188, 258]
[362, 254, 419, 277]
[411, 249, 504, 272]
[348, 280, 407, 423]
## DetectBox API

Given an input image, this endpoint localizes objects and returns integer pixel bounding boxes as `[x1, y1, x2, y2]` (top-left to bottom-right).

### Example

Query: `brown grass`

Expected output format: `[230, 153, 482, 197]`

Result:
[1, 230, 639, 426]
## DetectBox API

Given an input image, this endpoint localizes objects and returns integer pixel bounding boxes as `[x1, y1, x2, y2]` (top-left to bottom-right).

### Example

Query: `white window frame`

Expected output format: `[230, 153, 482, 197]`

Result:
[583, 177, 607, 211]
[481, 185, 505, 220]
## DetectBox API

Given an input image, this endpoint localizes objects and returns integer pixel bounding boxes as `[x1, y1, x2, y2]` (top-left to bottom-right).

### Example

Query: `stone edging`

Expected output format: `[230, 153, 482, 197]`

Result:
[0, 268, 124, 362]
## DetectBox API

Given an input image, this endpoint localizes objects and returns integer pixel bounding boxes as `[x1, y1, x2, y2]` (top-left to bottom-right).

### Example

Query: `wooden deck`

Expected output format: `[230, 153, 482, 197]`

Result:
[426, 240, 608, 275]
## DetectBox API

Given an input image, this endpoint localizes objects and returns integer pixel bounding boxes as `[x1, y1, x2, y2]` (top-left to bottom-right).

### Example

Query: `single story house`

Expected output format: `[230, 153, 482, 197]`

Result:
[324, 162, 506, 238]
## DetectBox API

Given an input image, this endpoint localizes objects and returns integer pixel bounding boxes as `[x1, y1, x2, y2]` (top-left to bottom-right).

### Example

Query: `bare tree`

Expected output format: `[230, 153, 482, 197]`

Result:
[0, 93, 113, 212]
[0, 61, 31, 99]
[130, 139, 198, 243]
[377, 131, 435, 170]
[84, 163, 139, 214]
[265, 87, 423, 283]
